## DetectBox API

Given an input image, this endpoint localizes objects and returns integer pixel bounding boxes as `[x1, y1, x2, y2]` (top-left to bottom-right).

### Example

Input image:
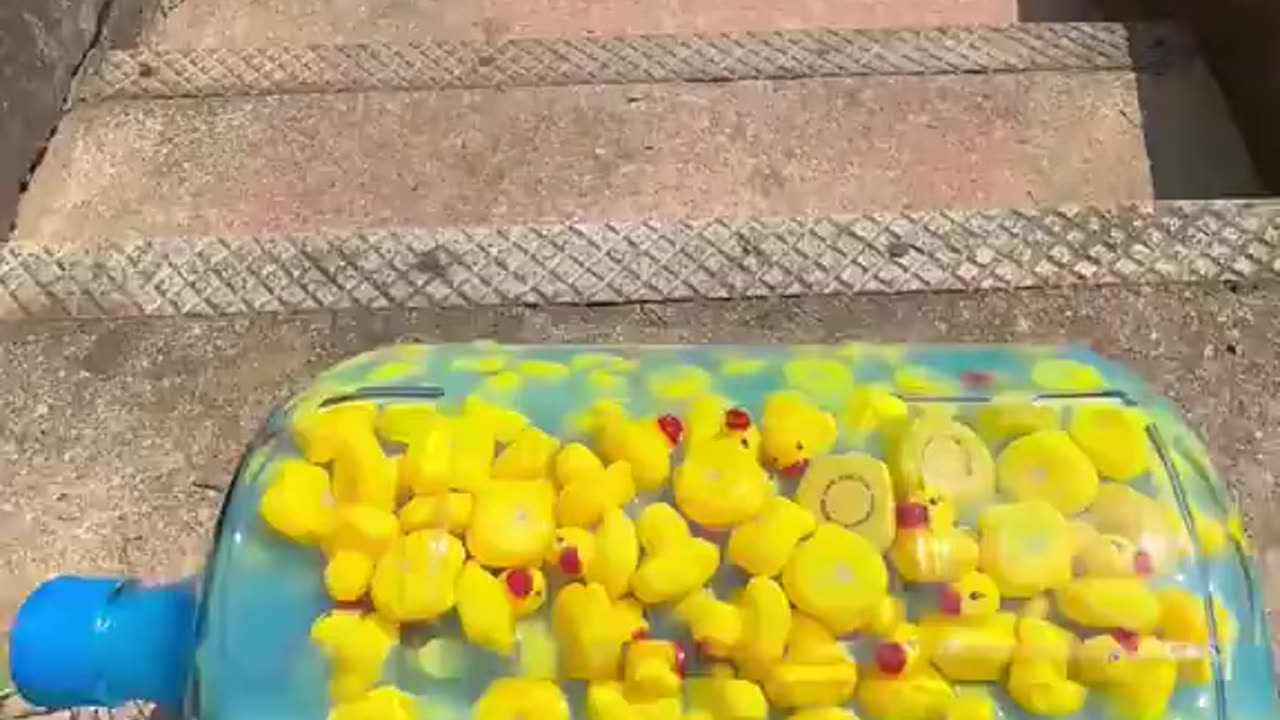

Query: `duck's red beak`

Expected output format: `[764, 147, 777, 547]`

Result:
[504, 568, 533, 599]
[896, 502, 930, 529]
[724, 408, 751, 431]
[779, 459, 809, 479]
[875, 642, 908, 675]
[1111, 628, 1140, 653]
[1133, 549, 1154, 576]
[673, 642, 688, 677]
[657, 414, 684, 446]
[939, 587, 962, 616]
[558, 547, 583, 576]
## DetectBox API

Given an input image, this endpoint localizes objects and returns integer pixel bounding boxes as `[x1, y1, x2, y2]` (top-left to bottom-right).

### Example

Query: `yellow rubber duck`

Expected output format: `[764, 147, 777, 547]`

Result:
[455, 560, 517, 654]
[760, 392, 838, 479]
[466, 479, 556, 567]
[1054, 577, 1161, 633]
[673, 425, 773, 529]
[857, 623, 956, 720]
[972, 395, 1060, 446]
[945, 687, 997, 720]
[473, 678, 569, 720]
[1070, 521, 1154, 578]
[978, 501, 1073, 598]
[492, 424, 562, 480]
[397, 407, 496, 493]
[1076, 631, 1177, 720]
[995, 430, 1099, 515]
[370, 528, 465, 621]
[794, 453, 895, 551]
[727, 496, 817, 577]
[330, 685, 419, 720]
[310, 610, 399, 702]
[1005, 616, 1086, 717]
[1083, 483, 1185, 574]
[259, 459, 338, 544]
[890, 491, 979, 585]
[587, 681, 683, 720]
[552, 582, 639, 680]
[544, 508, 639, 599]
[1068, 405, 1152, 481]
[624, 638, 687, 702]
[890, 414, 994, 515]
[1155, 588, 1236, 683]
[840, 384, 910, 443]
[783, 523, 888, 634]
[324, 505, 399, 603]
[761, 613, 858, 708]
[920, 571, 1016, 682]
[590, 400, 684, 491]
[398, 491, 473, 535]
[555, 442, 636, 528]
[293, 402, 398, 510]
[633, 502, 720, 604]
[687, 665, 769, 720]
[673, 588, 742, 660]
[460, 395, 531, 444]
[732, 577, 792, 681]
[498, 566, 547, 618]
[685, 397, 762, 459]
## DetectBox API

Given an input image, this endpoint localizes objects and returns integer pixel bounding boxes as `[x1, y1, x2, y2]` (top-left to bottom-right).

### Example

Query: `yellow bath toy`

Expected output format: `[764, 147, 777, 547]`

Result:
[330, 685, 419, 720]
[1005, 617, 1086, 717]
[516, 617, 558, 680]
[494, 566, 545, 619]
[674, 429, 772, 529]
[324, 505, 399, 602]
[474, 678, 570, 720]
[995, 430, 1099, 515]
[1068, 405, 1151, 481]
[728, 496, 817, 576]
[310, 610, 399, 702]
[841, 384, 909, 441]
[371, 528, 465, 621]
[1156, 588, 1236, 683]
[1084, 483, 1186, 573]
[891, 414, 994, 514]
[1054, 577, 1161, 632]
[1076, 631, 1176, 720]
[687, 665, 768, 720]
[398, 409, 495, 493]
[1070, 522, 1153, 578]
[552, 582, 636, 680]
[455, 561, 516, 654]
[587, 682, 683, 720]
[461, 395, 530, 444]
[633, 502, 720, 604]
[293, 403, 392, 505]
[972, 396, 1060, 446]
[376, 402, 439, 446]
[921, 571, 1016, 682]
[685, 397, 762, 458]
[789, 709, 858, 720]
[590, 401, 684, 491]
[858, 623, 955, 720]
[398, 492, 473, 535]
[732, 576, 792, 681]
[945, 688, 997, 720]
[783, 523, 888, 634]
[978, 501, 1073, 598]
[890, 491, 979, 584]
[467, 479, 556, 567]
[761, 613, 858, 708]
[1030, 358, 1107, 392]
[624, 639, 687, 701]
[555, 442, 636, 528]
[493, 425, 562, 480]
[673, 588, 742, 660]
[760, 392, 838, 478]
[545, 509, 639, 599]
[259, 459, 337, 544]
[794, 453, 894, 551]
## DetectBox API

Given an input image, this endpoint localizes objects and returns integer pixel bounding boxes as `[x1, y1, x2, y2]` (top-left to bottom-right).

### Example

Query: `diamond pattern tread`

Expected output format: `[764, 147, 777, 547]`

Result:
[78, 22, 1194, 102]
[2, 202, 1277, 319]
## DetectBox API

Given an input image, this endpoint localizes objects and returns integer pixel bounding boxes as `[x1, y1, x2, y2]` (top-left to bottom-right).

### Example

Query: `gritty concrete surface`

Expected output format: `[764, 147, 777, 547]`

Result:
[13, 68, 1261, 248]
[143, 0, 1016, 48]
[2, 283, 1280, 661]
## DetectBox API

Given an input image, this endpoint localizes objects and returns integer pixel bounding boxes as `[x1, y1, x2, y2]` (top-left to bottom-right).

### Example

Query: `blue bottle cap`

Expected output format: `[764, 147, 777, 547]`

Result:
[10, 576, 122, 709]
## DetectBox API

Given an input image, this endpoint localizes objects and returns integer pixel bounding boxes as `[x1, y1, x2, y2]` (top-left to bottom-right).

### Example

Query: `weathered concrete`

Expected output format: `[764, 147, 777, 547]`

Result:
[2, 284, 1280, 660]
[13, 67, 1260, 248]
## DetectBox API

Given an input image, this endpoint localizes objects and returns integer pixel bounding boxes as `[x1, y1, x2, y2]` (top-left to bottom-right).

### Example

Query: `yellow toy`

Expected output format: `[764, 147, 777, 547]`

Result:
[551, 582, 637, 680]
[674, 430, 773, 529]
[1084, 483, 1185, 574]
[294, 402, 398, 510]
[945, 688, 997, 720]
[1005, 617, 1086, 717]
[398, 409, 496, 493]
[760, 392, 838, 478]
[586, 681, 683, 720]
[762, 613, 858, 708]
[788, 709, 858, 720]
[783, 523, 889, 634]
[687, 665, 769, 720]
[978, 501, 1073, 598]
[555, 443, 636, 528]
[624, 639, 687, 701]
[633, 503, 720, 604]
[590, 401, 684, 491]
[330, 685, 419, 720]
[891, 414, 994, 514]
[673, 588, 742, 660]
[728, 497, 817, 576]
[841, 384, 910, 441]
[310, 610, 398, 702]
[493, 425, 562, 480]
[496, 567, 545, 618]
[1071, 522, 1154, 578]
[685, 397, 762, 458]
[466, 479, 556, 567]
[398, 492, 473, 535]
[857, 623, 956, 720]
[1068, 405, 1152, 481]
[1076, 631, 1177, 720]
[473, 678, 570, 720]
[972, 395, 1060, 446]
[995, 430, 1099, 515]
[732, 577, 793, 681]
[545, 508, 639, 599]
[1054, 577, 1161, 633]
[371, 528, 465, 621]
[324, 505, 399, 602]
[1156, 588, 1236, 683]
[455, 561, 516, 654]
[459, 395, 530, 444]
[890, 491, 979, 584]
[793, 453, 894, 551]
[920, 572, 1016, 682]
[259, 459, 337, 545]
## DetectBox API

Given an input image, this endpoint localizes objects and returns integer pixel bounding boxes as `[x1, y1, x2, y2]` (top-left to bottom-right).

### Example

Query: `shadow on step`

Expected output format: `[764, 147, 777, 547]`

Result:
[1018, 0, 1163, 21]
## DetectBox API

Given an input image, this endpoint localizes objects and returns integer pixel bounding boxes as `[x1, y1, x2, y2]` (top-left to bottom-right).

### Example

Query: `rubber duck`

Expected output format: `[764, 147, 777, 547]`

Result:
[788, 709, 858, 720]
[371, 528, 465, 621]
[784, 356, 855, 402]
[461, 395, 531, 444]
[552, 582, 637, 680]
[978, 501, 1073, 598]
[728, 496, 817, 576]
[761, 613, 858, 708]
[649, 364, 714, 402]
[633, 502, 720, 604]
[1155, 588, 1236, 683]
[890, 491, 979, 584]
[673, 419, 773, 529]
[473, 678, 569, 720]
[324, 505, 399, 602]
[1068, 405, 1151, 481]
[1070, 522, 1154, 578]
[545, 508, 640, 599]
[687, 665, 769, 720]
[794, 453, 895, 551]
[760, 392, 838, 478]
[398, 408, 496, 493]
[376, 401, 440, 446]
[586, 681, 683, 720]
[1030, 357, 1107, 393]
[891, 414, 994, 514]
[624, 638, 687, 702]
[498, 566, 547, 618]
[293, 402, 397, 510]
[466, 479, 556, 567]
[555, 442, 636, 528]
[310, 610, 399, 702]
[330, 685, 419, 720]
[732, 577, 793, 681]
[995, 430, 1099, 515]
[841, 384, 910, 443]
[1054, 577, 1161, 633]
[259, 459, 337, 544]
[857, 623, 956, 720]
[516, 617, 558, 680]
[972, 394, 1060, 446]
[945, 687, 997, 720]
[783, 523, 889, 634]
[1075, 631, 1176, 720]
[398, 491, 473, 535]
[453, 561, 516, 654]
[920, 571, 1016, 682]
[1083, 483, 1184, 574]
[1005, 617, 1086, 716]
[493, 425, 562, 480]
[674, 588, 742, 660]
[685, 397, 762, 459]
[590, 400, 684, 491]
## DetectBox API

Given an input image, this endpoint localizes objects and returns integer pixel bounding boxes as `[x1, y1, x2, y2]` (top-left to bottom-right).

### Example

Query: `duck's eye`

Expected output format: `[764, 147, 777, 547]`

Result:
[740, 438, 750, 449]
[969, 591, 984, 601]
[928, 496, 941, 506]
[795, 441, 805, 451]
[1108, 651, 1121, 663]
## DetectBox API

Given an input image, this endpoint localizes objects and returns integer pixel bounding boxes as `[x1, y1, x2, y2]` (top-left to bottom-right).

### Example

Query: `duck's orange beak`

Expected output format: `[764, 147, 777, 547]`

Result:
[657, 414, 684, 446]
[779, 459, 809, 479]
[939, 587, 962, 616]
[875, 641, 908, 675]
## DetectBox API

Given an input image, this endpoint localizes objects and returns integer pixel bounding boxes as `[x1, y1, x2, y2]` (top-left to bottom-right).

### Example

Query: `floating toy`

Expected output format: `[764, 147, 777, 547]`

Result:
[890, 491, 979, 584]
[589, 401, 683, 491]
[728, 497, 817, 577]
[920, 572, 1016, 682]
[1054, 577, 1162, 633]
[761, 392, 838, 478]
[794, 453, 895, 551]
[673, 588, 743, 660]
[978, 501, 1073, 598]
[995, 430, 1099, 515]
[310, 611, 399, 702]
[554, 442, 635, 528]
[674, 414, 773, 528]
[466, 479, 556, 568]
[1076, 631, 1177, 720]
[891, 414, 994, 514]
[857, 623, 956, 720]
[1068, 405, 1152, 481]
[1006, 617, 1086, 716]
[633, 503, 720, 604]
[371, 528, 465, 621]
[782, 523, 888, 634]
[473, 678, 569, 720]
